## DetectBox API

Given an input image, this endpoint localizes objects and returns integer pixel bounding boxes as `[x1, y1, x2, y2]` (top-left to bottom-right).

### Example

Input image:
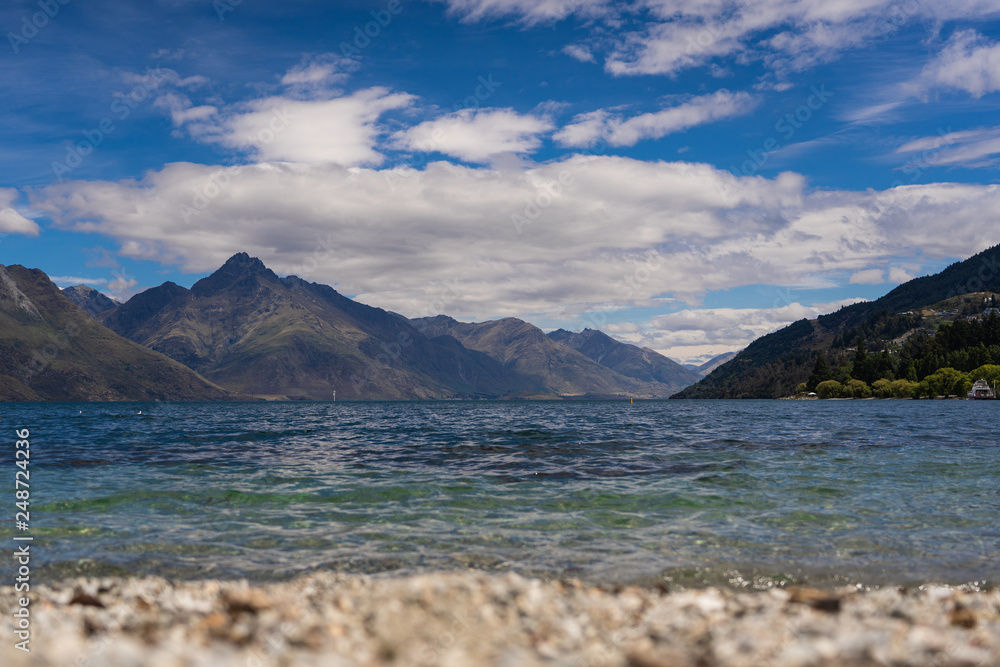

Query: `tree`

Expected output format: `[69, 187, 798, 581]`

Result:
[872, 378, 893, 398]
[967, 364, 1000, 388]
[806, 353, 832, 391]
[845, 378, 872, 398]
[816, 380, 843, 399]
[923, 367, 969, 397]
[890, 379, 918, 398]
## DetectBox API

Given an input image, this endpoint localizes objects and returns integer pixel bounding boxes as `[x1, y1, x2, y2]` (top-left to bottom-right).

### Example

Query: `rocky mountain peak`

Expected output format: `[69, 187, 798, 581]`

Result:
[191, 253, 276, 297]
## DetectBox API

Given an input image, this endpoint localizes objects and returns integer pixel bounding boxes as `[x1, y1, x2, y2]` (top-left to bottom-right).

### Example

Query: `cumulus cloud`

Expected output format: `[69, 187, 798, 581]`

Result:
[849, 268, 884, 285]
[888, 267, 915, 283]
[202, 88, 415, 166]
[393, 108, 554, 162]
[554, 90, 756, 148]
[920, 30, 1000, 98]
[30, 155, 1000, 326]
[633, 298, 868, 362]
[0, 188, 39, 236]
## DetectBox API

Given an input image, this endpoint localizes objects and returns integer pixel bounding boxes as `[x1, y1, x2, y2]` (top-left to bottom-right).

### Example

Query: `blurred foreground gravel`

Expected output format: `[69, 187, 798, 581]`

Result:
[2, 572, 998, 666]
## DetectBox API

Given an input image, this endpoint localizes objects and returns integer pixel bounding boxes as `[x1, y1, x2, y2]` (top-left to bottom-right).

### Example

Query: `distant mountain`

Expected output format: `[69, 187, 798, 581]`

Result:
[674, 244, 1000, 398]
[546, 328, 701, 394]
[101, 253, 532, 400]
[695, 352, 738, 376]
[0, 264, 234, 401]
[62, 284, 118, 318]
[411, 316, 680, 397]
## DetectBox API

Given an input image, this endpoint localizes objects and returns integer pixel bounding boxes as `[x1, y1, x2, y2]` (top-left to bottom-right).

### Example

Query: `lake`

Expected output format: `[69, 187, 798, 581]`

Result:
[3, 399, 998, 590]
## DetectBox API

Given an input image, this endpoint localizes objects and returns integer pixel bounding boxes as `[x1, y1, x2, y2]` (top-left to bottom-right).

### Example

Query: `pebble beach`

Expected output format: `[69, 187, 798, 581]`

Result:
[2, 572, 998, 666]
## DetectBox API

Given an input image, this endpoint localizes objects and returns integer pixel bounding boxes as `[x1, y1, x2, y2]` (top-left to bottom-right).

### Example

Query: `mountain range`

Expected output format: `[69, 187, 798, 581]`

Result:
[0, 253, 703, 400]
[675, 244, 1000, 398]
[0, 264, 233, 401]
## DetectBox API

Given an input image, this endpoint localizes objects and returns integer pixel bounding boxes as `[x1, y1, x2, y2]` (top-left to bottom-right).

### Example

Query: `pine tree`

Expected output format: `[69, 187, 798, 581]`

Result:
[806, 352, 832, 391]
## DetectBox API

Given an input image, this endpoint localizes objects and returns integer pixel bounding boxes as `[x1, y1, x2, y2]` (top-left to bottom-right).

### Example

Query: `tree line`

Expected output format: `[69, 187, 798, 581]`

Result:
[800, 311, 1000, 398]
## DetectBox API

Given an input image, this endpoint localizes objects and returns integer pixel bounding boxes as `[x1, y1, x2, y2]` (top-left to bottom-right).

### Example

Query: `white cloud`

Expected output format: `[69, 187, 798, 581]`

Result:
[30, 156, 1000, 326]
[631, 297, 868, 362]
[896, 127, 1000, 168]
[555, 91, 756, 148]
[441, 0, 612, 25]
[563, 44, 596, 63]
[0, 208, 39, 236]
[204, 88, 415, 166]
[440, 0, 1000, 80]
[0, 188, 39, 236]
[155, 93, 218, 127]
[280, 55, 358, 88]
[52, 276, 108, 286]
[393, 108, 553, 163]
[888, 267, 914, 283]
[849, 268, 885, 285]
[920, 30, 1000, 98]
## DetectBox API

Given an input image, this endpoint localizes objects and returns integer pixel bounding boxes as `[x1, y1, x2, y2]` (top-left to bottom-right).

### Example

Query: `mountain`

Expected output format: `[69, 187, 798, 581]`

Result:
[62, 284, 118, 318]
[410, 316, 681, 397]
[695, 352, 738, 376]
[674, 244, 1000, 398]
[100, 253, 532, 400]
[546, 328, 701, 393]
[0, 264, 234, 401]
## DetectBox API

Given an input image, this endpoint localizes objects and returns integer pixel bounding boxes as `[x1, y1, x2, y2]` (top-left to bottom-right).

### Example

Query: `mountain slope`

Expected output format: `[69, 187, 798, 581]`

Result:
[0, 265, 234, 401]
[101, 253, 532, 400]
[410, 316, 680, 397]
[695, 352, 738, 376]
[546, 328, 701, 393]
[675, 244, 1000, 398]
[62, 285, 118, 318]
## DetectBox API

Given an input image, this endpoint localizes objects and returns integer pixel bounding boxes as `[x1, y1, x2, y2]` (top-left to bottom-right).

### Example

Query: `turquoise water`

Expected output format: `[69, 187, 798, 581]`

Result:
[2, 400, 998, 589]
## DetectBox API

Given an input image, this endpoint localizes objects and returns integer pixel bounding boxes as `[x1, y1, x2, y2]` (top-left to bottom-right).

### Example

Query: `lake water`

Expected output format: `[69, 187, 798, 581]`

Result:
[3, 400, 998, 590]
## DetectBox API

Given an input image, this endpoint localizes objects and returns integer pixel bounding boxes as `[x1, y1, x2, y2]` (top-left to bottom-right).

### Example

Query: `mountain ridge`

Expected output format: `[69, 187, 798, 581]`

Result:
[674, 244, 1000, 398]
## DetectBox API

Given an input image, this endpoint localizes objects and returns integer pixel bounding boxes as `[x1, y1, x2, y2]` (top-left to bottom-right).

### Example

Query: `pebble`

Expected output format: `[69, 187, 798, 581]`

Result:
[1, 572, 997, 666]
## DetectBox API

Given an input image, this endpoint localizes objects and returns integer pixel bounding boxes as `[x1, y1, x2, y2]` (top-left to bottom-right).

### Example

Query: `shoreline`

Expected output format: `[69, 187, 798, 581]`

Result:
[3, 570, 998, 666]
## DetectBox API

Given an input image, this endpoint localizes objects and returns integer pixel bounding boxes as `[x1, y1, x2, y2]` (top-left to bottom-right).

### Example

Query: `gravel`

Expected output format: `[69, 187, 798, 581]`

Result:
[2, 571, 998, 666]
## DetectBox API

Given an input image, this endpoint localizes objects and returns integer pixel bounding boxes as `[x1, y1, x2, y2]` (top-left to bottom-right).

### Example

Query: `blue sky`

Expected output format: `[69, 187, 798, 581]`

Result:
[2, 0, 1000, 363]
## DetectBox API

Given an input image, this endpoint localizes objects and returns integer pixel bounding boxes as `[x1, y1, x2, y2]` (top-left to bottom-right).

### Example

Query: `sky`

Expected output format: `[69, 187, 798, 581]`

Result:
[2, 0, 1000, 364]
